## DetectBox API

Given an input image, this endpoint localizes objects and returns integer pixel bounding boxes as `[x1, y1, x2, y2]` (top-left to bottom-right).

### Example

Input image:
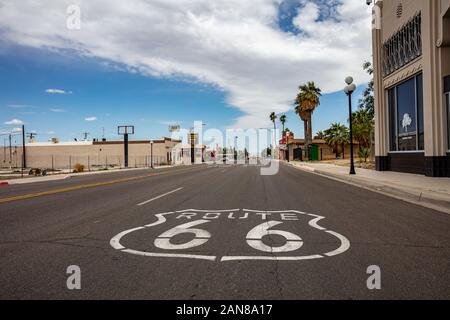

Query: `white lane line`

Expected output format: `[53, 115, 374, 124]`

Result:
[137, 187, 184, 206]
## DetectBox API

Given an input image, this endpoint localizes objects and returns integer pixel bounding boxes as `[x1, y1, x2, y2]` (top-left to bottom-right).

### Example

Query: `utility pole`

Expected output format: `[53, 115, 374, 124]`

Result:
[3, 138, 6, 165]
[150, 140, 154, 169]
[22, 125, 26, 169]
[9, 134, 12, 169]
[118, 126, 134, 169]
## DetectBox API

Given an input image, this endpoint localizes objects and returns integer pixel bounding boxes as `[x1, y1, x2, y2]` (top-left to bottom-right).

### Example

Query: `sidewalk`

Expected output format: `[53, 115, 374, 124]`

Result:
[0, 165, 175, 185]
[287, 161, 450, 214]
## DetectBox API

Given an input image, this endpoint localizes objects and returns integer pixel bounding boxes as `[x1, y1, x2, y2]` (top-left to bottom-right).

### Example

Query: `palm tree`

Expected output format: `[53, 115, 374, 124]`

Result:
[295, 82, 322, 159]
[280, 115, 287, 133]
[352, 107, 374, 149]
[323, 123, 349, 159]
[269, 112, 277, 147]
[314, 130, 325, 140]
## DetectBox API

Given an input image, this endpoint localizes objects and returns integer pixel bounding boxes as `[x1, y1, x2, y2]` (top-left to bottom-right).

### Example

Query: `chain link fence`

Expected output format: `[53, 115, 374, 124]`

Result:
[0, 148, 168, 172]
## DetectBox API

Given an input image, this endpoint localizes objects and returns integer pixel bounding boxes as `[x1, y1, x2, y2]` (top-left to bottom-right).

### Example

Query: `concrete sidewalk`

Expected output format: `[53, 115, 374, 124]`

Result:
[287, 161, 450, 214]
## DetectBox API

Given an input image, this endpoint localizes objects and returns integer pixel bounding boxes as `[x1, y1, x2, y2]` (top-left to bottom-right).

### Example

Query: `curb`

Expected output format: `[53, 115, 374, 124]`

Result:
[0, 182, 9, 186]
[287, 162, 450, 215]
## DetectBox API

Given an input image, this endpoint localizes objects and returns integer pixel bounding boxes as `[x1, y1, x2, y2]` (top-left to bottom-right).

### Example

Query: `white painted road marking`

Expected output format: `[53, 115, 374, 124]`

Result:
[110, 209, 351, 262]
[137, 187, 184, 206]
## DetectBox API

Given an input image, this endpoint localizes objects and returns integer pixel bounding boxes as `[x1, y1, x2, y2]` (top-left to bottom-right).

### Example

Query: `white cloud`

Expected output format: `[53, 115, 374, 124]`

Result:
[45, 89, 72, 94]
[4, 119, 24, 125]
[7, 104, 37, 109]
[0, 0, 372, 128]
[49, 108, 66, 113]
[11, 127, 23, 133]
[85, 116, 97, 121]
[47, 131, 56, 135]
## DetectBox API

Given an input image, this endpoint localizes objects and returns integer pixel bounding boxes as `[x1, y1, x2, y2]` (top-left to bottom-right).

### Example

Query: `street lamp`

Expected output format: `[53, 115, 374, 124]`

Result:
[150, 140, 154, 169]
[234, 136, 238, 164]
[344, 77, 357, 175]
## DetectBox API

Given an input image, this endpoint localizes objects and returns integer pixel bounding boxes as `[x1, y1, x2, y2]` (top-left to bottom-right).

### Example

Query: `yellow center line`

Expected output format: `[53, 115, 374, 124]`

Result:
[0, 166, 205, 204]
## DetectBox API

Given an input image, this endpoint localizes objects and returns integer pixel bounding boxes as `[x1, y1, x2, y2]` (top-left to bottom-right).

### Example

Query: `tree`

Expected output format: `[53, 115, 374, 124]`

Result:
[323, 123, 349, 159]
[295, 82, 322, 160]
[270, 112, 277, 131]
[354, 61, 375, 159]
[358, 61, 374, 120]
[352, 107, 374, 149]
[314, 130, 325, 140]
[280, 115, 287, 133]
[269, 112, 277, 149]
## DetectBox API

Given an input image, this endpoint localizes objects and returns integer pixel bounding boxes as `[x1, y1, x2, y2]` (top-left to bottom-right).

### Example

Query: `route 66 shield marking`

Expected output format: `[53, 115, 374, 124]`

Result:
[110, 209, 350, 262]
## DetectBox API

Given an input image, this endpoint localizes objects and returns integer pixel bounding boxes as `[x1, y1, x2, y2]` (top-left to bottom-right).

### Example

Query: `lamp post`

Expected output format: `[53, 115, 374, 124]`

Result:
[344, 77, 357, 175]
[150, 140, 154, 169]
[234, 136, 238, 164]
[118, 126, 135, 169]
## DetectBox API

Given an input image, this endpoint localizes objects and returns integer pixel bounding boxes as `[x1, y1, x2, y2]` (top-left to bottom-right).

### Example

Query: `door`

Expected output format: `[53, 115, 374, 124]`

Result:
[293, 148, 302, 161]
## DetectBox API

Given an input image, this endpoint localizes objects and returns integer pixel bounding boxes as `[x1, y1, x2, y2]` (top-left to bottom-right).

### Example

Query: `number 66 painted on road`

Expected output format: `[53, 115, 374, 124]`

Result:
[154, 220, 302, 253]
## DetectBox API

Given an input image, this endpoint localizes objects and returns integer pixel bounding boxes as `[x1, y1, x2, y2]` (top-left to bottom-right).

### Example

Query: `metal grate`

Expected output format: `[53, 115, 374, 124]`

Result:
[396, 3, 403, 18]
[382, 13, 422, 76]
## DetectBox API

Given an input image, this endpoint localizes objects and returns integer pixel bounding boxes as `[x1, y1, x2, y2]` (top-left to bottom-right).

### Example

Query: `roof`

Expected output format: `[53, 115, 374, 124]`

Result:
[26, 141, 93, 147]
[93, 140, 150, 145]
[27, 137, 182, 147]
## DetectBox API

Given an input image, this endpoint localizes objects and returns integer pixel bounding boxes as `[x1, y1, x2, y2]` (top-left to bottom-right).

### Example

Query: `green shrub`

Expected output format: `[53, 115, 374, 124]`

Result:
[358, 147, 370, 163]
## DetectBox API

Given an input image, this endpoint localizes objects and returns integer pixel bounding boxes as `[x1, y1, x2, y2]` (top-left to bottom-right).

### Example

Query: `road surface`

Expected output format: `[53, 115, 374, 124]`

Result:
[0, 163, 449, 299]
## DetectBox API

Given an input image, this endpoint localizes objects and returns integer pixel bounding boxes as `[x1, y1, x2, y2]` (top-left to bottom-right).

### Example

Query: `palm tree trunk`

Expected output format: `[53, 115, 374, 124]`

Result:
[303, 120, 308, 160]
[307, 113, 313, 144]
[305, 113, 313, 160]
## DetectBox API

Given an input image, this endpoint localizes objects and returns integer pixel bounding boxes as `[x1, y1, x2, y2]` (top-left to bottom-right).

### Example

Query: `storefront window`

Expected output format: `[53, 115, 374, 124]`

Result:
[387, 74, 424, 151]
[447, 93, 450, 150]
[388, 88, 397, 151]
[417, 74, 424, 150]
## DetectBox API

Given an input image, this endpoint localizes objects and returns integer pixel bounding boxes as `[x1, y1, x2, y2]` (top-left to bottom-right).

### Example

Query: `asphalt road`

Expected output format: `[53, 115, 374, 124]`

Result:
[0, 162, 449, 299]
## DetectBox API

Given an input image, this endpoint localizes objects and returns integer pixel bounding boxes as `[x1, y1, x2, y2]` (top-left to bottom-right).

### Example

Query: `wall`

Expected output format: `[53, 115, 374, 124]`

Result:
[0, 139, 180, 170]
[373, 0, 450, 176]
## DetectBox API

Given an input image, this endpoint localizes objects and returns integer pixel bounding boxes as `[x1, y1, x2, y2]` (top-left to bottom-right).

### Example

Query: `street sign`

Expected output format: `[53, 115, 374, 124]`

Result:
[118, 125, 135, 135]
[118, 125, 135, 168]
[188, 133, 199, 145]
[168, 125, 181, 132]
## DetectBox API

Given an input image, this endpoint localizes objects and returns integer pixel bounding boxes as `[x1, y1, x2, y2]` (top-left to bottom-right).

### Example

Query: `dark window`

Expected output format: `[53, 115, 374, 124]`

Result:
[387, 73, 424, 151]
[447, 93, 450, 150]
[388, 88, 397, 151]
[416, 74, 424, 150]
[397, 78, 416, 151]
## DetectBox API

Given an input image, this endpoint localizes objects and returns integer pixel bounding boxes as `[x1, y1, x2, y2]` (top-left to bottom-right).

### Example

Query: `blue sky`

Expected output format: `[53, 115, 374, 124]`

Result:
[0, 0, 371, 145]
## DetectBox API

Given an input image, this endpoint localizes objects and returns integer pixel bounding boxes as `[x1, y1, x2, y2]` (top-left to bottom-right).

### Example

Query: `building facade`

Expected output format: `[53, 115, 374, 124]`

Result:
[1, 137, 180, 170]
[280, 137, 360, 162]
[373, 0, 450, 176]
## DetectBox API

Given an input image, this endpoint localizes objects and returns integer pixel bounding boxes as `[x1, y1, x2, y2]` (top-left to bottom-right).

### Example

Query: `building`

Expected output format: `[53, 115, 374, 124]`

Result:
[1, 137, 181, 170]
[372, 0, 450, 176]
[280, 136, 360, 162]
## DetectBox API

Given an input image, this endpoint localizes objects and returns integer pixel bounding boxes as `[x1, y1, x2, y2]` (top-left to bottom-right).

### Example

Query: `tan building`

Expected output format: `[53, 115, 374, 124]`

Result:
[1, 137, 181, 170]
[372, 0, 450, 176]
[281, 138, 360, 162]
